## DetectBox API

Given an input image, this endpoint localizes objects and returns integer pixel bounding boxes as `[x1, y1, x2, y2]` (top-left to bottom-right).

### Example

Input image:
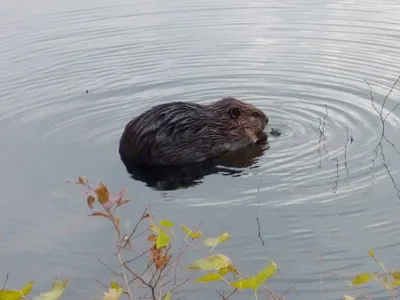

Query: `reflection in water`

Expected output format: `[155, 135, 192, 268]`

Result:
[122, 135, 270, 190]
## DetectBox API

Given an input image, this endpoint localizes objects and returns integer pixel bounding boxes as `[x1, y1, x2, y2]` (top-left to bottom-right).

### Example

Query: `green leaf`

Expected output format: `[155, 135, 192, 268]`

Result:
[156, 231, 171, 249]
[231, 261, 278, 291]
[164, 291, 172, 300]
[33, 279, 68, 300]
[351, 273, 373, 285]
[194, 273, 224, 283]
[204, 232, 230, 249]
[0, 281, 34, 300]
[159, 220, 174, 228]
[188, 253, 231, 271]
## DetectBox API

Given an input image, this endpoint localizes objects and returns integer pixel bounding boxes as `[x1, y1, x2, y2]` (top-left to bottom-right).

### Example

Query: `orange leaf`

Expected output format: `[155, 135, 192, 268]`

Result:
[94, 182, 110, 205]
[117, 200, 131, 207]
[150, 246, 171, 269]
[90, 212, 111, 220]
[87, 195, 95, 209]
[148, 234, 157, 242]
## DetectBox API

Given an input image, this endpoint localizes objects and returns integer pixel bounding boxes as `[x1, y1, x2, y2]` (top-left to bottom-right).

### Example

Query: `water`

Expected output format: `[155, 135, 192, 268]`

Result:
[1, 0, 400, 299]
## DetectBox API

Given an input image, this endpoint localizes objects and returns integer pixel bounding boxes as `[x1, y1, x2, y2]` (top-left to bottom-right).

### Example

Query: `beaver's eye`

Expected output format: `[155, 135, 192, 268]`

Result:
[252, 112, 260, 118]
[229, 107, 240, 119]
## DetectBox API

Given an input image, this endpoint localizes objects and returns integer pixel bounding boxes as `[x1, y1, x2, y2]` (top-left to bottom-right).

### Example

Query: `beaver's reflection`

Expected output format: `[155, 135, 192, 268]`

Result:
[121, 136, 270, 191]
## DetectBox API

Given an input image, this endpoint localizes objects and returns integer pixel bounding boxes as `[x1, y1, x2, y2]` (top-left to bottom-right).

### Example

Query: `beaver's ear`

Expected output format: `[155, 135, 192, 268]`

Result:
[229, 107, 240, 119]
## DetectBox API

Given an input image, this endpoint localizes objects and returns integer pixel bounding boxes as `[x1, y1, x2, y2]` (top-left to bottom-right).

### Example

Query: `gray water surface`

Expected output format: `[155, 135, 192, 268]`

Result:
[1, 0, 400, 299]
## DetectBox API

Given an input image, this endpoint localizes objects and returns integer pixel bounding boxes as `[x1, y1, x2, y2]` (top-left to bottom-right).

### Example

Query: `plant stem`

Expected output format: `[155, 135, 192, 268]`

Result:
[117, 250, 134, 300]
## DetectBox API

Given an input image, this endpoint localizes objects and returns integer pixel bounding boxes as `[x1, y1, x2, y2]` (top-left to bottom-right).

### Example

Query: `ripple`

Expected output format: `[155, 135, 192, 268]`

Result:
[2, 0, 400, 196]
[2, 1, 400, 299]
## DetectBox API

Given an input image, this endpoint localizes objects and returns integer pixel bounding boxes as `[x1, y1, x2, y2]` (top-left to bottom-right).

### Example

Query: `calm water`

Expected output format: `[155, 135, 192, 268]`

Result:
[1, 0, 400, 299]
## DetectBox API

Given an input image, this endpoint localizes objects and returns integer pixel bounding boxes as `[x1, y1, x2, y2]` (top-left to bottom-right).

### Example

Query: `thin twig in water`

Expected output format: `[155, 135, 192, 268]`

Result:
[344, 127, 350, 177]
[365, 77, 400, 200]
[318, 118, 324, 169]
[256, 180, 265, 246]
[332, 157, 339, 193]
[379, 75, 400, 117]
[2, 272, 9, 290]
[318, 105, 330, 169]
[320, 253, 325, 300]
[378, 144, 400, 199]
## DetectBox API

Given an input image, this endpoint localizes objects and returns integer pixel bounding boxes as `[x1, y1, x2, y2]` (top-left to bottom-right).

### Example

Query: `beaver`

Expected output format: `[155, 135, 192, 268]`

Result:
[118, 96, 269, 167]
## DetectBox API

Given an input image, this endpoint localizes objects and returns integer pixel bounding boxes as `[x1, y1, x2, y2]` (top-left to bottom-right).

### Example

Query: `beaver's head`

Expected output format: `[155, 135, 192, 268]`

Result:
[210, 97, 269, 142]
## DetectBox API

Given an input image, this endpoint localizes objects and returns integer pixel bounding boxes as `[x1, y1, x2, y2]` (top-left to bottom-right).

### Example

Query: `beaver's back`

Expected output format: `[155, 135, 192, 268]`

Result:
[119, 101, 252, 166]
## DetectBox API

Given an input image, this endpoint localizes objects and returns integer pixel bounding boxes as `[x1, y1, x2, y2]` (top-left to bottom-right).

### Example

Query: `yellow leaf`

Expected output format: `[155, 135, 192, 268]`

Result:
[388, 279, 400, 290]
[188, 253, 231, 271]
[189, 231, 202, 239]
[231, 277, 258, 290]
[231, 261, 277, 291]
[21, 281, 34, 297]
[392, 271, 400, 280]
[194, 273, 224, 283]
[165, 291, 172, 300]
[180, 225, 202, 239]
[0, 291, 26, 300]
[109, 281, 123, 291]
[156, 232, 171, 249]
[181, 225, 191, 235]
[159, 220, 174, 228]
[219, 264, 239, 276]
[258, 261, 278, 281]
[204, 232, 231, 248]
[150, 224, 163, 234]
[352, 273, 373, 285]
[33, 279, 68, 300]
[0, 281, 34, 300]
[368, 249, 375, 258]
[343, 296, 356, 300]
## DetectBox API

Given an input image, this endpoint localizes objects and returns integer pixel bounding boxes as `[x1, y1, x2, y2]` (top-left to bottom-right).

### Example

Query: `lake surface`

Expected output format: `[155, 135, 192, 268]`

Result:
[1, 0, 400, 299]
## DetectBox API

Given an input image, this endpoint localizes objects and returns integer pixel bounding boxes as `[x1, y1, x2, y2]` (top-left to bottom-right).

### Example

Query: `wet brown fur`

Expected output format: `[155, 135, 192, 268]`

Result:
[119, 97, 269, 166]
